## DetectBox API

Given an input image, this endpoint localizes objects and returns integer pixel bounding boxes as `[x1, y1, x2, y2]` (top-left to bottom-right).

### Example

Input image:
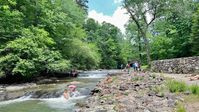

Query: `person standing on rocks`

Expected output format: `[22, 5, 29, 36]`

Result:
[134, 62, 138, 72]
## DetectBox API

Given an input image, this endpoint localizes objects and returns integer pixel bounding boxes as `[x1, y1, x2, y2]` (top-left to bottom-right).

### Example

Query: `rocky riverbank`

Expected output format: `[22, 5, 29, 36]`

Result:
[76, 72, 185, 112]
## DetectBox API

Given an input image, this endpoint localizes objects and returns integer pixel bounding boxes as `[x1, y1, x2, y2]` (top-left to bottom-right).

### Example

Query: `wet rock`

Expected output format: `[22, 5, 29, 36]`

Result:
[0, 92, 6, 101]
[30, 90, 62, 98]
[75, 102, 88, 108]
[90, 88, 101, 95]
[79, 88, 91, 96]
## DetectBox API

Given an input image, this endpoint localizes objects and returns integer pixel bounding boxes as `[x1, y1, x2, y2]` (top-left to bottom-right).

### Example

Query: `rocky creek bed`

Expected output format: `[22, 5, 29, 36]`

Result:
[76, 72, 189, 112]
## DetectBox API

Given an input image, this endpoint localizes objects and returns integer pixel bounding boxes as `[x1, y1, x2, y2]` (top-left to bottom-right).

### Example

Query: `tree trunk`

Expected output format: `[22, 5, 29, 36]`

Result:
[138, 31, 142, 64]
[143, 34, 151, 67]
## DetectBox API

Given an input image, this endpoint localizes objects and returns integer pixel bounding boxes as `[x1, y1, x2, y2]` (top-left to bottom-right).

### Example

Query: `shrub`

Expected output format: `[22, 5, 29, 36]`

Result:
[0, 27, 70, 78]
[167, 80, 187, 93]
[190, 85, 199, 95]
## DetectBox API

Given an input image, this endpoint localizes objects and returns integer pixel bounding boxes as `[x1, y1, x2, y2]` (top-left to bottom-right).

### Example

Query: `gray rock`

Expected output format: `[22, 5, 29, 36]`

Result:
[95, 109, 107, 112]
[168, 99, 177, 107]
[119, 85, 129, 91]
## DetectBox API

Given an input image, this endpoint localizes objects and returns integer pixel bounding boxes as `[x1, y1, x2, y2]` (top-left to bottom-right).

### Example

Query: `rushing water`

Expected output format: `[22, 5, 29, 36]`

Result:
[0, 70, 119, 112]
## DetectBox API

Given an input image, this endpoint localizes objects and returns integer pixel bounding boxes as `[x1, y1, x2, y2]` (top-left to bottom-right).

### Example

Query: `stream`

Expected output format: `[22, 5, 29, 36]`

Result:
[0, 70, 119, 112]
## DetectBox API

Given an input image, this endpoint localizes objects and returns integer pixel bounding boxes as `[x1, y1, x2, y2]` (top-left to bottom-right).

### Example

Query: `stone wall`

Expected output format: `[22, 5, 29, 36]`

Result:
[151, 56, 199, 74]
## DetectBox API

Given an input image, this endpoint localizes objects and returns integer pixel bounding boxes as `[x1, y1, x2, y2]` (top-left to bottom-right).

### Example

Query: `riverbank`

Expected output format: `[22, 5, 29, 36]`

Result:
[76, 72, 199, 112]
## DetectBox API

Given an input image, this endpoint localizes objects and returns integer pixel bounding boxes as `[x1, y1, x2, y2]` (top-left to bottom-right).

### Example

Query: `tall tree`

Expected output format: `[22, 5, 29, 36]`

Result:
[75, 0, 88, 12]
[190, 4, 199, 55]
[123, 0, 168, 66]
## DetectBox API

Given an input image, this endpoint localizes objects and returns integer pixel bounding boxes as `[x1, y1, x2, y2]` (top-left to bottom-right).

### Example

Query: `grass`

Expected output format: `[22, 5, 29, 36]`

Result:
[176, 103, 186, 112]
[132, 76, 144, 81]
[190, 84, 199, 95]
[152, 85, 165, 94]
[141, 65, 149, 71]
[167, 80, 187, 93]
[166, 79, 199, 96]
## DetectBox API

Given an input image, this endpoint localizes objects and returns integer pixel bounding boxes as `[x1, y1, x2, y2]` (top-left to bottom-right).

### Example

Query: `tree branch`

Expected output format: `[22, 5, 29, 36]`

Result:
[147, 5, 157, 26]
[124, 2, 145, 35]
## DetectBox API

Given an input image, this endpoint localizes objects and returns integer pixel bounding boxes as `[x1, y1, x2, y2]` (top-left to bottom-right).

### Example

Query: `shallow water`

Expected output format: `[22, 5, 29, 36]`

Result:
[0, 70, 117, 112]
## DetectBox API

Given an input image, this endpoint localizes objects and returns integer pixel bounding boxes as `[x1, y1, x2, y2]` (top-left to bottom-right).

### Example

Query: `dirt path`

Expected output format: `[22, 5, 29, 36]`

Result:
[153, 73, 199, 85]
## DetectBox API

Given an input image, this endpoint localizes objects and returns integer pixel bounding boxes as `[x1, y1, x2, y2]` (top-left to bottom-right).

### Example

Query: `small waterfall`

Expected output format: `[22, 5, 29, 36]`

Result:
[0, 70, 119, 112]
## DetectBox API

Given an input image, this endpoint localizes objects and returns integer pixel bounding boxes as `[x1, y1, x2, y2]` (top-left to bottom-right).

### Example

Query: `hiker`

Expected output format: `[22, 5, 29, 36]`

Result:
[134, 62, 139, 71]
[125, 62, 130, 74]
[120, 64, 124, 70]
[71, 69, 78, 77]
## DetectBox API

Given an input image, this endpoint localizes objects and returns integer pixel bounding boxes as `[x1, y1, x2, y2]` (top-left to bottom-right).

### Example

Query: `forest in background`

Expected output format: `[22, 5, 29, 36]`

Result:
[0, 0, 198, 79]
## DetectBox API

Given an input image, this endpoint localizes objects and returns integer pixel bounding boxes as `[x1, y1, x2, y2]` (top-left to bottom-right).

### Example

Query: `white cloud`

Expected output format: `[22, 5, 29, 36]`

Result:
[88, 7, 129, 33]
[113, 0, 123, 4]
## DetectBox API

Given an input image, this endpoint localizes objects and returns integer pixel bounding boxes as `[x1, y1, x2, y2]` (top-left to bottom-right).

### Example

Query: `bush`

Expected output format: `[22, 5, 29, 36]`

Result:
[0, 27, 70, 78]
[190, 85, 199, 95]
[167, 80, 187, 93]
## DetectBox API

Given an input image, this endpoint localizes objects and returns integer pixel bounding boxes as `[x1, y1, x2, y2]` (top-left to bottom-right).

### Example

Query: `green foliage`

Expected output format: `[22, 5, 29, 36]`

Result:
[176, 103, 186, 112]
[132, 76, 144, 82]
[66, 39, 101, 70]
[167, 80, 187, 93]
[0, 27, 70, 77]
[190, 5, 199, 55]
[125, 0, 199, 63]
[0, 0, 24, 44]
[84, 19, 128, 69]
[190, 85, 199, 95]
[0, 0, 103, 80]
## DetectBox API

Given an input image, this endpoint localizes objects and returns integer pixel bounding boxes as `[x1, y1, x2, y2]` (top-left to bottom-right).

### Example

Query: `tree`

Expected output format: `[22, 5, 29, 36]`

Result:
[0, 0, 24, 44]
[123, 0, 168, 66]
[190, 4, 199, 55]
[75, 0, 88, 12]
[0, 27, 70, 78]
[126, 21, 144, 63]
[150, 0, 197, 59]
[84, 19, 128, 69]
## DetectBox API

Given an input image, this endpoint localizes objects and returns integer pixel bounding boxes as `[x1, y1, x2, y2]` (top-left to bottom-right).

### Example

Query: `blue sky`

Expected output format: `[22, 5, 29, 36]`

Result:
[88, 0, 122, 16]
[87, 0, 129, 33]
